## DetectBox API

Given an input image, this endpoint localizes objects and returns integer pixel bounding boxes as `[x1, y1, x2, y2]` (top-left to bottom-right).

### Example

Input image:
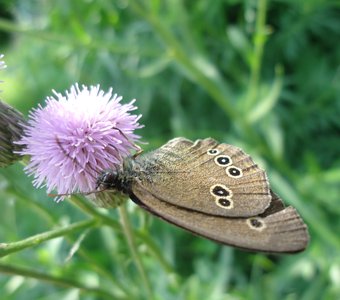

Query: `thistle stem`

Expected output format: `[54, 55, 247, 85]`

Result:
[245, 0, 268, 109]
[0, 218, 98, 258]
[118, 204, 154, 300]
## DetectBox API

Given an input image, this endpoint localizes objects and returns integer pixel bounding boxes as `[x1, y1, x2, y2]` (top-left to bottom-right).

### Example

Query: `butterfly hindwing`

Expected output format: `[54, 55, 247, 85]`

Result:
[130, 184, 309, 253]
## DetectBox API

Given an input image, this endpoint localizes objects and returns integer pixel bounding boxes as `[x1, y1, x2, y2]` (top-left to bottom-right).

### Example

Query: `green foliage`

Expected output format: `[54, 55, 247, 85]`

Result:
[0, 0, 339, 299]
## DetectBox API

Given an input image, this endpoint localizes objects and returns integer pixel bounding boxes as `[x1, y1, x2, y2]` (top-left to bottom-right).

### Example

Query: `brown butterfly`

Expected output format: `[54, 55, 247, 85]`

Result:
[96, 137, 309, 254]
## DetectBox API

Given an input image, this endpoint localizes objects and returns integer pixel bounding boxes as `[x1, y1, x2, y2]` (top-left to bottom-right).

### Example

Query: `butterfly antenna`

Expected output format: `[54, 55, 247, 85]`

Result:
[111, 126, 143, 157]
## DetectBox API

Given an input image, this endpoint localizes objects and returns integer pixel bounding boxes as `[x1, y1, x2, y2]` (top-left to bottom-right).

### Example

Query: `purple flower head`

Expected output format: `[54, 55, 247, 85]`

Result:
[16, 84, 143, 201]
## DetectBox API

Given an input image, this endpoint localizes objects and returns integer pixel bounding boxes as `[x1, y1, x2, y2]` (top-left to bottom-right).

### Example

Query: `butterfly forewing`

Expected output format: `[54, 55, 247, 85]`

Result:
[133, 137, 271, 217]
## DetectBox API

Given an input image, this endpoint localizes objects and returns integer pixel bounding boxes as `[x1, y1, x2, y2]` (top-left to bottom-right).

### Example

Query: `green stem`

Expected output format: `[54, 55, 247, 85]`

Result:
[118, 204, 154, 300]
[0, 262, 123, 300]
[0, 218, 98, 258]
[245, 0, 268, 109]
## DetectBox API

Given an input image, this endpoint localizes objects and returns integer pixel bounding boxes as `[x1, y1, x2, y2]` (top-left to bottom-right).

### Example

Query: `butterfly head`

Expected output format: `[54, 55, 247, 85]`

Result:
[95, 165, 133, 195]
[96, 170, 119, 190]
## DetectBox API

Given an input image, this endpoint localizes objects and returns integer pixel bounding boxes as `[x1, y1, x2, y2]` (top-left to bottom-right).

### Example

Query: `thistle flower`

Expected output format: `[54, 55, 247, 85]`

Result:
[16, 84, 143, 206]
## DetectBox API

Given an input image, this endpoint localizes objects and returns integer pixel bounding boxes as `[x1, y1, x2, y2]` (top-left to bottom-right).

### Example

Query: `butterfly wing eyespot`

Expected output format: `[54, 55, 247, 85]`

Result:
[246, 218, 266, 231]
[207, 148, 220, 155]
[225, 166, 243, 178]
[216, 197, 233, 209]
[210, 184, 232, 198]
[209, 184, 234, 209]
[214, 155, 232, 166]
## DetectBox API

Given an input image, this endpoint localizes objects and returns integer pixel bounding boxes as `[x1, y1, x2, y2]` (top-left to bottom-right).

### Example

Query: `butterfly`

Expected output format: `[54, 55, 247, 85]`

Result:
[96, 137, 309, 253]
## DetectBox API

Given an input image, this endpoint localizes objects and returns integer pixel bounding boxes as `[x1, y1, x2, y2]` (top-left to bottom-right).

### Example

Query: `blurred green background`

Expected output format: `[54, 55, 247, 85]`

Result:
[0, 0, 340, 299]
